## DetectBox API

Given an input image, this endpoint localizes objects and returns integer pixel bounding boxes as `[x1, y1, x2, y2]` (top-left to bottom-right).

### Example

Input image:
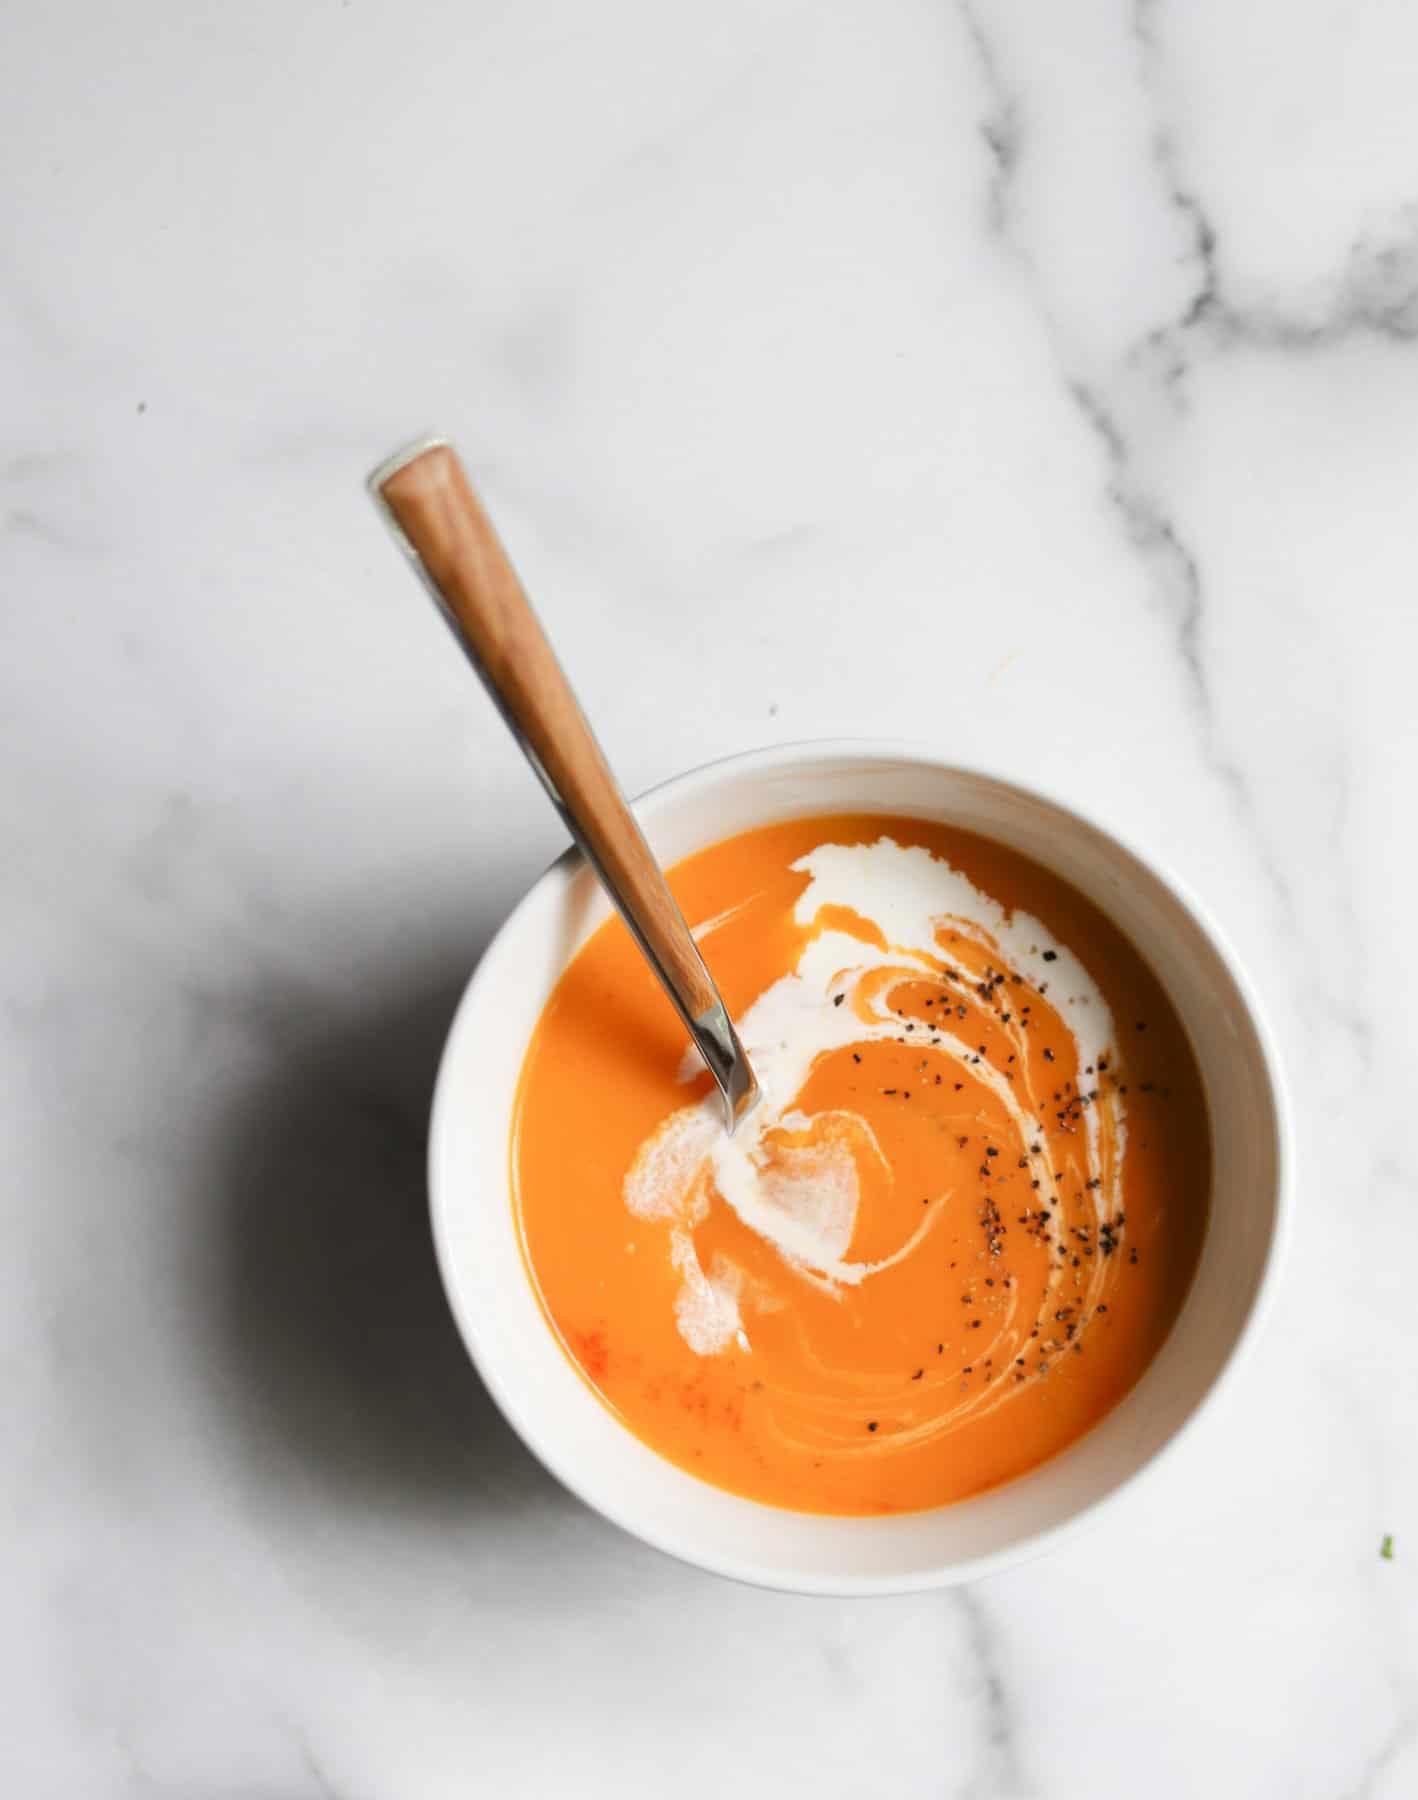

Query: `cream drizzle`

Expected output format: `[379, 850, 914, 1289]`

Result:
[620, 837, 1128, 1452]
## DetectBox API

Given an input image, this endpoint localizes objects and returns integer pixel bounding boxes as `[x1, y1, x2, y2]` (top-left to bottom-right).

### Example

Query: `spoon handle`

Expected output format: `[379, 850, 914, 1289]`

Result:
[371, 439, 758, 1129]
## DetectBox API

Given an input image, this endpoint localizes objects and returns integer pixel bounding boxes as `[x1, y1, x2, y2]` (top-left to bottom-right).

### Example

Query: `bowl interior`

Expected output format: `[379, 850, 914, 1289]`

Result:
[430, 748, 1285, 1593]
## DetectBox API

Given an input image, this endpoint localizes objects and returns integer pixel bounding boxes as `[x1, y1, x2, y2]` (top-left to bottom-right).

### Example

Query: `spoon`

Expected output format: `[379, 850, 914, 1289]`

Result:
[369, 438, 760, 1133]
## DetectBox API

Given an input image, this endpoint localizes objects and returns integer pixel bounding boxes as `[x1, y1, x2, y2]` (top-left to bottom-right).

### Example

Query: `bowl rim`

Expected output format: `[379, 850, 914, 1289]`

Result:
[428, 738, 1293, 1594]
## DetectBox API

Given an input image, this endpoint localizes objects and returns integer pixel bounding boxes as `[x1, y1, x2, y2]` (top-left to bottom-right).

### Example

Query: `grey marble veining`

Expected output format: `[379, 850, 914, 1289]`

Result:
[4, 1, 1417, 1794]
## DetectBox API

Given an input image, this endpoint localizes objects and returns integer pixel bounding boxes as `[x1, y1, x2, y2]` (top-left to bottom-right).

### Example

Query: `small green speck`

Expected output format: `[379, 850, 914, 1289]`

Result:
[1381, 1534, 1395, 1561]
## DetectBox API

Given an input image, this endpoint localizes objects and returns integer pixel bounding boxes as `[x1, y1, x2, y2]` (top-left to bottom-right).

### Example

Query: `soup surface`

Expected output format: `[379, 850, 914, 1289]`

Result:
[513, 815, 1209, 1515]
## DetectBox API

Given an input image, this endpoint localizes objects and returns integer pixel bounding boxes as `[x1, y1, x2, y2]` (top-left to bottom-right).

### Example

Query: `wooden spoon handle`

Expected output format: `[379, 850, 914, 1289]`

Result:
[373, 440, 720, 1019]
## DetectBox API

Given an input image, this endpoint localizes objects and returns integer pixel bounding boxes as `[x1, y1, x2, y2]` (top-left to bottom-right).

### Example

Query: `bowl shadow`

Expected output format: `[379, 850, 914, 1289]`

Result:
[210, 930, 565, 1519]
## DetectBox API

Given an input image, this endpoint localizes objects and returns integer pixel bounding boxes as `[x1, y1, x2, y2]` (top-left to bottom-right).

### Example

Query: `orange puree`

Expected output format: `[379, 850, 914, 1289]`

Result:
[512, 815, 1209, 1515]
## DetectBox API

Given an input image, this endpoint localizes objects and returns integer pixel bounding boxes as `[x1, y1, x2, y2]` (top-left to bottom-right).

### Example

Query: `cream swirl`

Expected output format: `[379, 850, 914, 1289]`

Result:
[621, 837, 1129, 1441]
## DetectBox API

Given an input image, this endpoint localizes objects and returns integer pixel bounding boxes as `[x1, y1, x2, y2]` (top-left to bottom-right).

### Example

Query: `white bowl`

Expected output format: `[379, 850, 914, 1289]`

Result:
[429, 743, 1290, 1593]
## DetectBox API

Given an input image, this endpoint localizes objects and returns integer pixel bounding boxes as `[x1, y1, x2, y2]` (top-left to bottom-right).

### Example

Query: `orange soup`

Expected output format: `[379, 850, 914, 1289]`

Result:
[513, 815, 1209, 1515]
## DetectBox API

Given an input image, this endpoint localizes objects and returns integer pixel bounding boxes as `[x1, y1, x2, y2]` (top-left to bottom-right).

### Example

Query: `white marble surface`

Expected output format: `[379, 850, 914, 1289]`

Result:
[4, 0, 1416, 1792]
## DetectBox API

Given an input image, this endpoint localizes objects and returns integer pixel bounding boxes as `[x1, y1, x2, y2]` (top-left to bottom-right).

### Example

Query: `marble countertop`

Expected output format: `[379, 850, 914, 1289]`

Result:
[6, 1, 1416, 1793]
